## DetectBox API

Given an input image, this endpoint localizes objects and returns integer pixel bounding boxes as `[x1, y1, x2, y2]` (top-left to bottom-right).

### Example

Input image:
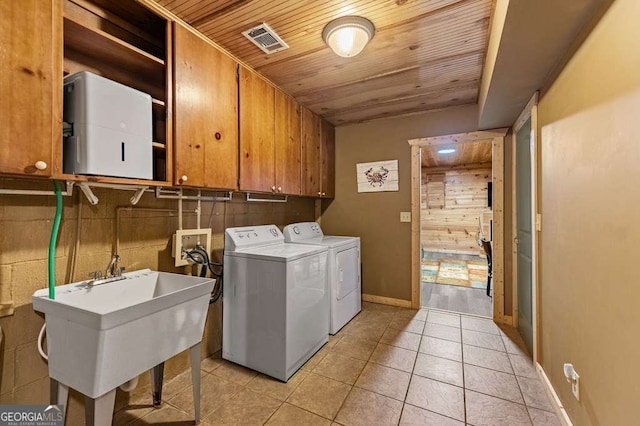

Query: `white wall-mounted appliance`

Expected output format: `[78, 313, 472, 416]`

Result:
[223, 225, 329, 382]
[63, 71, 153, 179]
[283, 222, 361, 334]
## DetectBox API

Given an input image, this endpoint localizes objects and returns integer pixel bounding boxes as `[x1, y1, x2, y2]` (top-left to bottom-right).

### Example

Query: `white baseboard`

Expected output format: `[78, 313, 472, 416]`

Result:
[536, 363, 573, 426]
[362, 294, 412, 308]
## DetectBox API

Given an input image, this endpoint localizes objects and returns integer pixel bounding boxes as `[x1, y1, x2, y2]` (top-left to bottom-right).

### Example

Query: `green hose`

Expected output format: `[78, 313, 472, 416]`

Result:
[48, 181, 63, 299]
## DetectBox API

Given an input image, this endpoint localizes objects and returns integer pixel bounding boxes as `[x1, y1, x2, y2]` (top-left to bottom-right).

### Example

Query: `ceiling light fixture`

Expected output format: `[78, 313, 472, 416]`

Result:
[437, 148, 457, 154]
[322, 16, 375, 58]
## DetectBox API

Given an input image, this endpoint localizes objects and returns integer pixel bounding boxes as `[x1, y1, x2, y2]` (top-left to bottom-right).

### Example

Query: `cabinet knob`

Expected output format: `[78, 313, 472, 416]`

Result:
[215, 132, 221, 140]
[322, 192, 326, 196]
[271, 186, 276, 192]
[277, 186, 282, 192]
[179, 175, 188, 184]
[34, 161, 47, 171]
[317, 192, 322, 196]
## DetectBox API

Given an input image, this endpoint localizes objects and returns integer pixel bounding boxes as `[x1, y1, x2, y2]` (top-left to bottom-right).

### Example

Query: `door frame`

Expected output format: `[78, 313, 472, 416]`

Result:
[408, 128, 509, 324]
[512, 92, 540, 362]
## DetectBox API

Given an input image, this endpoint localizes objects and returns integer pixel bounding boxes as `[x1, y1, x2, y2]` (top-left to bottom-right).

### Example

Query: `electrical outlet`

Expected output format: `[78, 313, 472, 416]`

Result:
[172, 228, 212, 267]
[400, 212, 411, 222]
[563, 363, 580, 401]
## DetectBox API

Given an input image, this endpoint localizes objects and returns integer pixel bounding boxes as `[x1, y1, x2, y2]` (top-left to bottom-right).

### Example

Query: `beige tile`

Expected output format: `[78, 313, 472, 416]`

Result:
[399, 404, 464, 425]
[369, 343, 417, 373]
[266, 403, 332, 425]
[427, 311, 460, 328]
[162, 369, 206, 402]
[331, 334, 377, 361]
[335, 387, 402, 426]
[461, 316, 501, 334]
[362, 302, 399, 313]
[201, 354, 224, 372]
[509, 353, 537, 378]
[528, 407, 562, 426]
[301, 345, 331, 372]
[112, 405, 154, 425]
[423, 323, 461, 343]
[355, 310, 395, 326]
[13, 376, 48, 405]
[211, 360, 258, 385]
[341, 320, 387, 342]
[380, 328, 421, 351]
[462, 329, 505, 351]
[464, 364, 523, 404]
[405, 375, 464, 421]
[394, 308, 428, 322]
[465, 390, 531, 426]
[388, 317, 425, 335]
[286, 373, 351, 420]
[206, 388, 281, 425]
[247, 371, 307, 401]
[463, 344, 513, 373]
[413, 354, 463, 387]
[133, 404, 194, 425]
[326, 334, 342, 349]
[313, 352, 366, 385]
[168, 373, 243, 419]
[354, 362, 410, 401]
[418, 336, 462, 362]
[517, 376, 555, 411]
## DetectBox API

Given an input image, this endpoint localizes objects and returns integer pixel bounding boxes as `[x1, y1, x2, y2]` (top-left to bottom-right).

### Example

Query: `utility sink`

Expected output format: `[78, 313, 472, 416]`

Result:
[33, 269, 214, 399]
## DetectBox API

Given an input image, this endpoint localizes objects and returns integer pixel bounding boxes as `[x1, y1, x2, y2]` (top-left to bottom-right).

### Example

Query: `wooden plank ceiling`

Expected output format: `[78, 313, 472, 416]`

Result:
[421, 139, 492, 168]
[156, 0, 494, 125]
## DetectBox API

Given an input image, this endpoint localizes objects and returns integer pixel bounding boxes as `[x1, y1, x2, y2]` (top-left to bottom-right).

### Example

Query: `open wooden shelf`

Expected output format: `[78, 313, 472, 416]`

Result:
[54, 173, 171, 187]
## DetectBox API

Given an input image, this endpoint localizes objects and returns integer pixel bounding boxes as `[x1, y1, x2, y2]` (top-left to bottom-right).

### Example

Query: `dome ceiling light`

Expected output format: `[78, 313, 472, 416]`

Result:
[322, 16, 375, 58]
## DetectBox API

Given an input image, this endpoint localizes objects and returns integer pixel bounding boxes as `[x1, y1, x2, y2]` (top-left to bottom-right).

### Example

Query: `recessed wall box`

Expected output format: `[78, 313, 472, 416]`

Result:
[63, 71, 153, 179]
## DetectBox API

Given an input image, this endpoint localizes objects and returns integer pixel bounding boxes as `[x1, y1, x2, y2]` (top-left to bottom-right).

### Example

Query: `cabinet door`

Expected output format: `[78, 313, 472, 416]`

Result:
[274, 90, 301, 195]
[321, 119, 335, 198]
[0, 0, 62, 176]
[301, 107, 322, 197]
[173, 23, 238, 189]
[239, 68, 275, 192]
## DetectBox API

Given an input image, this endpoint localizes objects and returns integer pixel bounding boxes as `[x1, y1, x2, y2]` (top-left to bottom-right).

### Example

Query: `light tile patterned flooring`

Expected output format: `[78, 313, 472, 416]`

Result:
[116, 303, 560, 425]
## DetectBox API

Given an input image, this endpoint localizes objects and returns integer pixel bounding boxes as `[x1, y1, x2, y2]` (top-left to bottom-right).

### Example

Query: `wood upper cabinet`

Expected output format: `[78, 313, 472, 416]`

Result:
[274, 89, 301, 195]
[173, 23, 238, 189]
[301, 108, 335, 198]
[0, 0, 62, 177]
[320, 119, 336, 198]
[239, 67, 275, 192]
[239, 69, 301, 195]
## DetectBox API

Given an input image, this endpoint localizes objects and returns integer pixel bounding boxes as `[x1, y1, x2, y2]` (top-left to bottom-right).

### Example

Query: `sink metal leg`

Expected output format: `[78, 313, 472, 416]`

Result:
[190, 343, 201, 424]
[50, 379, 69, 420]
[150, 362, 165, 408]
[84, 388, 116, 426]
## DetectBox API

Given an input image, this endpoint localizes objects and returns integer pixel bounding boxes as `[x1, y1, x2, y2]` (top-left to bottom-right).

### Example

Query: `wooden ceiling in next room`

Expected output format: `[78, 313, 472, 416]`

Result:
[155, 0, 494, 125]
[421, 139, 492, 168]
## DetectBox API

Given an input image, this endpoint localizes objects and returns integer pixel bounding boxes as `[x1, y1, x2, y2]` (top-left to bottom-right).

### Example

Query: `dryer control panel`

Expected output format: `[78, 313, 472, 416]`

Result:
[283, 222, 325, 241]
[225, 225, 283, 251]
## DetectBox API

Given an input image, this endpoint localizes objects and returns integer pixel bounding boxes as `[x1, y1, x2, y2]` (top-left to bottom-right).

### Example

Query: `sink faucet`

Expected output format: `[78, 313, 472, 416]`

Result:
[105, 254, 122, 278]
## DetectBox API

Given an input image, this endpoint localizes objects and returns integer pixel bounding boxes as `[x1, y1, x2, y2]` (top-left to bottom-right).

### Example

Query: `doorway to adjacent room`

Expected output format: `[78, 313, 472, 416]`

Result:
[419, 140, 494, 316]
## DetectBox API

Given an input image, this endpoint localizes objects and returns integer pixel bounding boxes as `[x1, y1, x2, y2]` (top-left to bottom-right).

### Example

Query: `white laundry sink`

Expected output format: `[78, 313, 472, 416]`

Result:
[33, 269, 214, 398]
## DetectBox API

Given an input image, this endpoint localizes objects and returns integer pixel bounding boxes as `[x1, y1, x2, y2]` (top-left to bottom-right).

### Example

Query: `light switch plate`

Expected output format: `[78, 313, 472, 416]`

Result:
[400, 212, 411, 222]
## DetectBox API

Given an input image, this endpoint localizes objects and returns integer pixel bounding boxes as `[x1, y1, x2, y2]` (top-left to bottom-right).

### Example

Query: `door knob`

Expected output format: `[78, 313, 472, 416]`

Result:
[35, 161, 47, 170]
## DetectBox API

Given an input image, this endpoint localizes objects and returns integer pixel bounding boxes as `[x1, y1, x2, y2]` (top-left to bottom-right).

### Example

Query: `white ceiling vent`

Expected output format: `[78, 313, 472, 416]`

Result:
[242, 23, 289, 54]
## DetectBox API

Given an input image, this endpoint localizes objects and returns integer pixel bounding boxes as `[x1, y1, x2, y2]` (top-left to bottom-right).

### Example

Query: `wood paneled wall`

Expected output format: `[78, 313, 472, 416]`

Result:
[421, 164, 491, 255]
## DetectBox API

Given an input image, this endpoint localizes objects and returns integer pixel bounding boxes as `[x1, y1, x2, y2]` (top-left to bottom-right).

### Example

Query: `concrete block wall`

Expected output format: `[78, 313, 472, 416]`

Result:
[0, 178, 315, 422]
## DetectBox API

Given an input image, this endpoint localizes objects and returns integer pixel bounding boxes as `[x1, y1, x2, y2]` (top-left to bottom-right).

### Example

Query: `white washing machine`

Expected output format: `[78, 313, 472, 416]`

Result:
[223, 225, 329, 382]
[283, 222, 361, 335]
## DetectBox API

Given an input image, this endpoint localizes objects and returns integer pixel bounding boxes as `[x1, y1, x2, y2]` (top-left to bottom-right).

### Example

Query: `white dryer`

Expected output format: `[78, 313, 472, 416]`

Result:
[223, 225, 329, 382]
[283, 222, 361, 334]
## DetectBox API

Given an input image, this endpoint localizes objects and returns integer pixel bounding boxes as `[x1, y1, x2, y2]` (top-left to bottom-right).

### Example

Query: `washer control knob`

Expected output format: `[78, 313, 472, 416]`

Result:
[293, 226, 300, 235]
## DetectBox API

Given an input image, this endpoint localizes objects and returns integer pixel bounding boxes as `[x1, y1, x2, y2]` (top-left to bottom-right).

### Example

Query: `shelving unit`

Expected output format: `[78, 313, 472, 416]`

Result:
[61, 0, 171, 184]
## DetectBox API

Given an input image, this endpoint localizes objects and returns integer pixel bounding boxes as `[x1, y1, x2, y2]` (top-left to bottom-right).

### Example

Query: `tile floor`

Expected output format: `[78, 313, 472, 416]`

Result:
[115, 302, 560, 425]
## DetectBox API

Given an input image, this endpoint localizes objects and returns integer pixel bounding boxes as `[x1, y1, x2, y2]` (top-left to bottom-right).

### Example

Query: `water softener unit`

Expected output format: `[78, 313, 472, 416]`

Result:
[63, 71, 153, 180]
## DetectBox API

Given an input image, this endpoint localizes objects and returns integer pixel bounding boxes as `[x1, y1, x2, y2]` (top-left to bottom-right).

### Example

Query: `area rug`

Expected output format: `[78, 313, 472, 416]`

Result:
[421, 257, 489, 289]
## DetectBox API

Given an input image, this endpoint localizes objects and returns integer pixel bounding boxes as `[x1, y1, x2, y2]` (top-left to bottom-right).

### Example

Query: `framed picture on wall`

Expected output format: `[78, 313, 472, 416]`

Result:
[356, 160, 399, 193]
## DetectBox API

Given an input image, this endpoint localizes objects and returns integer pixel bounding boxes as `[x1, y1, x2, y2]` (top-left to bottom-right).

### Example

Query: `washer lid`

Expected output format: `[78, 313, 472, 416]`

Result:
[225, 243, 328, 262]
[288, 235, 359, 248]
